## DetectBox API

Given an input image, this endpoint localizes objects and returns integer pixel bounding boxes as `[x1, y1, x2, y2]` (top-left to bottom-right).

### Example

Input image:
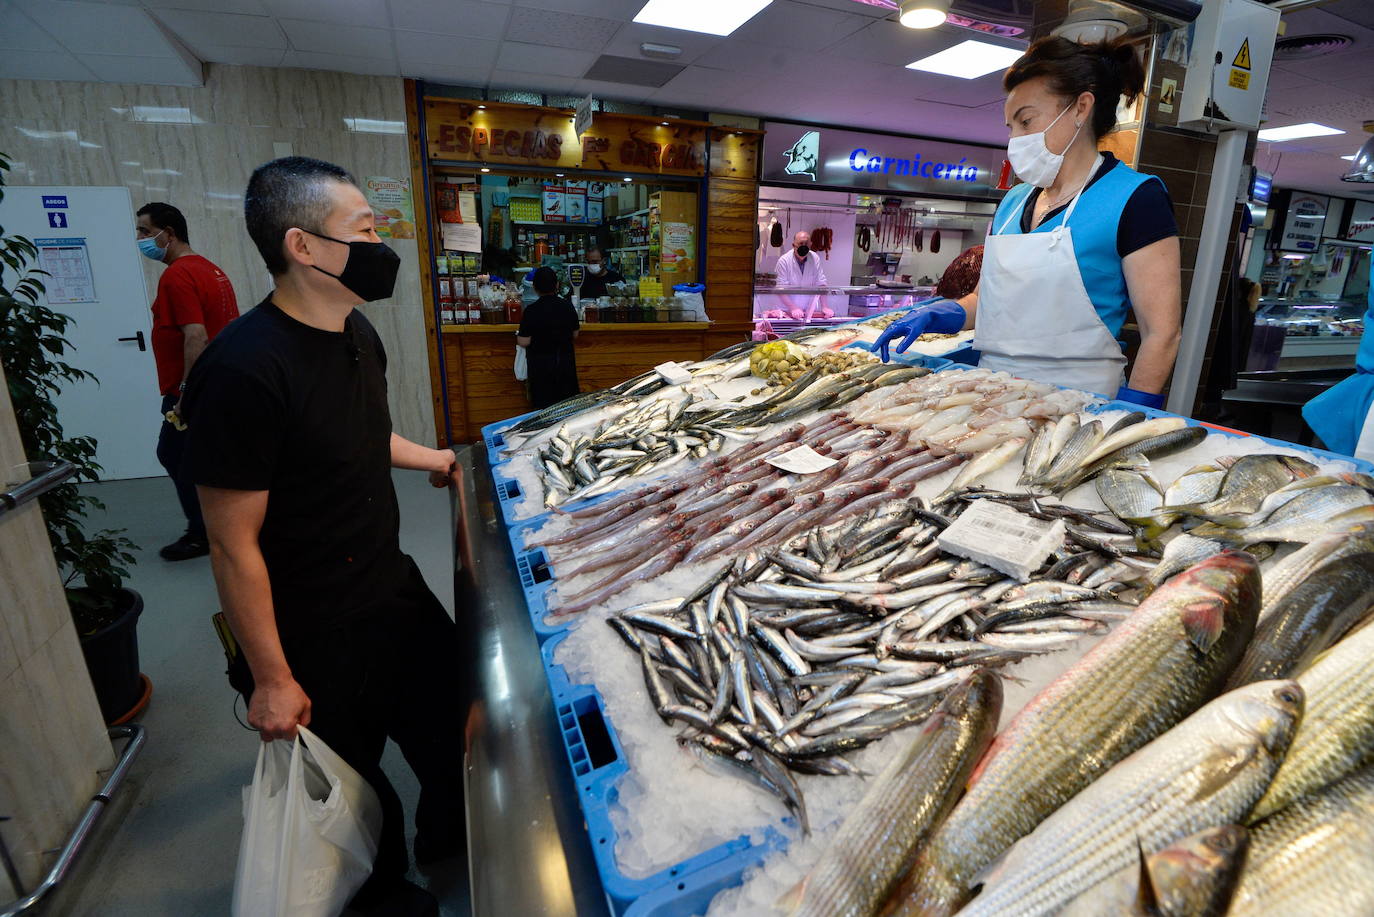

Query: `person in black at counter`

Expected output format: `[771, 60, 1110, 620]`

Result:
[518, 266, 581, 409]
[182, 156, 464, 917]
[577, 246, 624, 299]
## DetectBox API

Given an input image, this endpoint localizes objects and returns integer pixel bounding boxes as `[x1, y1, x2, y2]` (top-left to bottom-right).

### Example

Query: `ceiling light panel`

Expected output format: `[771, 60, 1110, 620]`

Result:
[907, 39, 1023, 80]
[1256, 122, 1345, 142]
[633, 0, 773, 37]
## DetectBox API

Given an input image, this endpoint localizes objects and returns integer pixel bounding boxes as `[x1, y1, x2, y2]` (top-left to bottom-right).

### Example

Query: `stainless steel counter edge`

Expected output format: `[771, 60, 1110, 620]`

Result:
[454, 446, 607, 917]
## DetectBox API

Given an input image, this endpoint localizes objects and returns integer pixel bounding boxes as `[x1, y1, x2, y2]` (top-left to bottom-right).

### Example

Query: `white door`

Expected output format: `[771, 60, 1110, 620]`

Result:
[0, 186, 162, 480]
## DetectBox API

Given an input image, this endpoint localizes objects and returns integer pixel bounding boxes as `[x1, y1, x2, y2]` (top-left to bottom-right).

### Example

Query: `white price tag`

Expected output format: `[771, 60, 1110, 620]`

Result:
[938, 500, 1066, 582]
[766, 445, 838, 474]
[654, 361, 693, 385]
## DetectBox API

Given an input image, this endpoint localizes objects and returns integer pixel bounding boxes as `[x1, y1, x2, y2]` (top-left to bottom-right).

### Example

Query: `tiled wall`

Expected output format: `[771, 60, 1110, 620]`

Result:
[0, 361, 115, 895]
[0, 64, 435, 446]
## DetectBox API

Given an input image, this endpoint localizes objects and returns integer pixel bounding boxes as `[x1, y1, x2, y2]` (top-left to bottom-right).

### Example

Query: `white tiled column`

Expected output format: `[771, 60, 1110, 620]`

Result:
[0, 361, 114, 893]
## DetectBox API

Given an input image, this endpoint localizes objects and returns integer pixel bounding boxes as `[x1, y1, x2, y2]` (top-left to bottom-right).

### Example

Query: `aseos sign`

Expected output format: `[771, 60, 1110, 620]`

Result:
[425, 99, 707, 177]
[762, 120, 1005, 199]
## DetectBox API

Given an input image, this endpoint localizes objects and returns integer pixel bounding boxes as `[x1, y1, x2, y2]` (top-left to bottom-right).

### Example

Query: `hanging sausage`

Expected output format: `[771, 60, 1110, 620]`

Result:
[930, 229, 941, 254]
[770, 219, 783, 248]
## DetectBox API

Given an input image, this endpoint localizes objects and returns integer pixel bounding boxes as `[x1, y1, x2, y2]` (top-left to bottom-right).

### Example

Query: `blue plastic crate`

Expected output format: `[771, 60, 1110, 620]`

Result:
[540, 631, 788, 917]
[480, 408, 541, 469]
[1087, 400, 1374, 474]
[505, 515, 566, 643]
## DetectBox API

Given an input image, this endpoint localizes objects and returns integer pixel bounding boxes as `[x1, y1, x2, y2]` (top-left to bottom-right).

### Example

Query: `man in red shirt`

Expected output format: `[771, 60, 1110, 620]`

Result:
[137, 202, 240, 560]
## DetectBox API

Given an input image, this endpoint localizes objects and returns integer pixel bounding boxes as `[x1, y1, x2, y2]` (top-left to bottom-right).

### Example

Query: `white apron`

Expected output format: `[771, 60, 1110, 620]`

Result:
[975, 156, 1127, 398]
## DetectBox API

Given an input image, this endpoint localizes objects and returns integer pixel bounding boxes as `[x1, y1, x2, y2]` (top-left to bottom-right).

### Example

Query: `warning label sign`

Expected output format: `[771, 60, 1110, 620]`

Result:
[1234, 38, 1252, 71]
[1229, 69, 1251, 91]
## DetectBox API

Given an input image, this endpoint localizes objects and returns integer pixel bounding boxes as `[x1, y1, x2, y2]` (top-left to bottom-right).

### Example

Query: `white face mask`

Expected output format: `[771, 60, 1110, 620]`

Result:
[587, 263, 603, 274]
[1007, 103, 1082, 189]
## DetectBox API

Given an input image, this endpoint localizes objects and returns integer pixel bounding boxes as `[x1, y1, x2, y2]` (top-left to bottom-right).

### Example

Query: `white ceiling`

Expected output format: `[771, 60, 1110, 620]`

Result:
[1254, 2, 1374, 200]
[1, 0, 1371, 200]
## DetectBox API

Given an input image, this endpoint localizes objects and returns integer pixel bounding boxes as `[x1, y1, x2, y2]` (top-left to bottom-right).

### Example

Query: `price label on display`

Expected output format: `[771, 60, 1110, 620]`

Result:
[938, 500, 1066, 582]
[654, 361, 693, 385]
[766, 445, 838, 475]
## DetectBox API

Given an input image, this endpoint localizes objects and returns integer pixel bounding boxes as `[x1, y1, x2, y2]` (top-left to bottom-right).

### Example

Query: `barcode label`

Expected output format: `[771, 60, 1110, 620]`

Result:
[937, 499, 1066, 582]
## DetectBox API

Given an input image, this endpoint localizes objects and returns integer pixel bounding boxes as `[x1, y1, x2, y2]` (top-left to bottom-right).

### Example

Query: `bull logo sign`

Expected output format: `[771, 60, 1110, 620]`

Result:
[782, 130, 819, 181]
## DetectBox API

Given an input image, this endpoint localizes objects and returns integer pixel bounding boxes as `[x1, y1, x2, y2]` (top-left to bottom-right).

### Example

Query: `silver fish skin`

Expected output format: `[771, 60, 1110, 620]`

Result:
[890, 551, 1261, 917]
[789, 670, 1002, 917]
[1147, 534, 1223, 588]
[1257, 523, 1374, 621]
[1228, 766, 1374, 917]
[1250, 617, 1374, 820]
[1160, 462, 1229, 512]
[958, 680, 1302, 917]
[1226, 552, 1374, 687]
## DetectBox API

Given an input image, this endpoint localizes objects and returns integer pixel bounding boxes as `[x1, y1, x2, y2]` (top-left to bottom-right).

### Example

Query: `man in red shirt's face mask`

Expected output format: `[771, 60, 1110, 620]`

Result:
[135, 202, 240, 561]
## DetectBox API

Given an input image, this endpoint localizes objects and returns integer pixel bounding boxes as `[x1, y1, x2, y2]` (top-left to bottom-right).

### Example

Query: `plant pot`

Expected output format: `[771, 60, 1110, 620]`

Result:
[74, 587, 145, 724]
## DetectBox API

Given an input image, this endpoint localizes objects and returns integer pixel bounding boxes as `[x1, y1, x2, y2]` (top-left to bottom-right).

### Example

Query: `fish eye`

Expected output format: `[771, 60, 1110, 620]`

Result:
[1276, 686, 1301, 706]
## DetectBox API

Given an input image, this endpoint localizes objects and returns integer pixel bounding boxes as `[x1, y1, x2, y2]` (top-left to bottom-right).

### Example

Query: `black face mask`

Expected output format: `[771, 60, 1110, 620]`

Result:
[796, 244, 811, 257]
[302, 229, 400, 302]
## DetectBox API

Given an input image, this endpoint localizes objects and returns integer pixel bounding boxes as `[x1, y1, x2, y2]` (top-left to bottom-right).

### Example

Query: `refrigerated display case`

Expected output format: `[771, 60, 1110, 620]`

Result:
[1247, 297, 1366, 371]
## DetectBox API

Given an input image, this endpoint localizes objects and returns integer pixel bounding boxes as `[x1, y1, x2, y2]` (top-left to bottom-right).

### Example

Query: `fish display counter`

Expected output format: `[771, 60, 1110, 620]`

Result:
[470, 317, 1374, 917]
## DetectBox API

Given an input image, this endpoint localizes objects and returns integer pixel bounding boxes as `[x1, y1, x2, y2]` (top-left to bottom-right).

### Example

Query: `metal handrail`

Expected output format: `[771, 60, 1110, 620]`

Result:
[0, 725, 146, 917]
[0, 461, 76, 520]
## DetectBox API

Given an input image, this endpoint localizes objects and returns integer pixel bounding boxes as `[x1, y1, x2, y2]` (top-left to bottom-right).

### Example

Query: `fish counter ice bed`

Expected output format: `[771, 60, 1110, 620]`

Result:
[540, 629, 789, 916]
[479, 361, 1374, 917]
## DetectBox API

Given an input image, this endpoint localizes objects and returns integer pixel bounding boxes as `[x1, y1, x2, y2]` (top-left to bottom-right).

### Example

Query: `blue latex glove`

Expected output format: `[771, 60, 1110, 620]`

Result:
[870, 298, 967, 362]
[1115, 385, 1165, 409]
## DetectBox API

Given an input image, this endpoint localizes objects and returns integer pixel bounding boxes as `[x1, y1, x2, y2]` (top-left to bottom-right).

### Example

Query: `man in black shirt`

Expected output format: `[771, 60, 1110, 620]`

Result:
[577, 246, 624, 299]
[517, 266, 581, 408]
[183, 157, 462, 917]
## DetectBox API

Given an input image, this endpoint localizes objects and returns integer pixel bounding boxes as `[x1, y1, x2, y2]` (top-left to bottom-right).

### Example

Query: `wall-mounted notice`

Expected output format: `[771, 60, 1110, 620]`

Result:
[34, 237, 96, 303]
[363, 176, 415, 238]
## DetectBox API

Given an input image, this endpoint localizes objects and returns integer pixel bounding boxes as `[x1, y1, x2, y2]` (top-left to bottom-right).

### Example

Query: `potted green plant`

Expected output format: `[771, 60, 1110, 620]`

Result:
[0, 152, 145, 724]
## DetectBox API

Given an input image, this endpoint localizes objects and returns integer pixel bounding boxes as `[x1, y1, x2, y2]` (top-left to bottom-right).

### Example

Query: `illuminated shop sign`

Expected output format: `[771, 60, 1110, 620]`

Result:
[847, 148, 982, 183]
[762, 120, 1004, 198]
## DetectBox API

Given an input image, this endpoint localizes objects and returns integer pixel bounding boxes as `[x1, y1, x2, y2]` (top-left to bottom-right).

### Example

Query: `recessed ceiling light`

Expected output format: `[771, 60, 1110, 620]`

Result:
[1256, 122, 1345, 142]
[623, 177, 633, 182]
[480, 167, 491, 173]
[556, 173, 565, 177]
[907, 40, 1023, 80]
[633, 0, 772, 36]
[899, 0, 950, 29]
[661, 121, 670, 126]
[477, 104, 486, 109]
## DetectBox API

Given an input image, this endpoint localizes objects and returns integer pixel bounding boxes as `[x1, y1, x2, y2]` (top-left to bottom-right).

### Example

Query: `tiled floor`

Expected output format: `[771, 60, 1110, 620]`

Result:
[49, 471, 470, 917]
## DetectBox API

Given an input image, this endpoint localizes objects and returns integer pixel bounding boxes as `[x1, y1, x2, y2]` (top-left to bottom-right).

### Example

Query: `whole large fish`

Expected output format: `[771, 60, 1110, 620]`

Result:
[1191, 484, 1374, 545]
[1181, 454, 1317, 519]
[786, 671, 1001, 917]
[1057, 825, 1248, 917]
[1225, 552, 1374, 687]
[886, 551, 1261, 917]
[1227, 766, 1374, 917]
[1256, 521, 1374, 621]
[1146, 534, 1222, 589]
[1250, 617, 1374, 820]
[1095, 469, 1172, 540]
[956, 680, 1302, 917]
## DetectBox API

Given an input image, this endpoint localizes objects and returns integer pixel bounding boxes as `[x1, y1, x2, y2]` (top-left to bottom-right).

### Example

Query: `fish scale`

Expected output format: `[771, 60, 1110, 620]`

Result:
[957, 680, 1301, 917]
[888, 552, 1261, 917]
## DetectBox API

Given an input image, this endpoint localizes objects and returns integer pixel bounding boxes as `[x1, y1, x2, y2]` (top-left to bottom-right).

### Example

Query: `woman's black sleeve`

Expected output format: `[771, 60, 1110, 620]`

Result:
[1118, 178, 1180, 258]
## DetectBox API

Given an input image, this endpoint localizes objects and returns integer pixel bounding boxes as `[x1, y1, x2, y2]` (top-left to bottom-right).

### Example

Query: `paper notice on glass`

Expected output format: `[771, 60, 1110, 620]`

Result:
[441, 221, 482, 253]
[654, 361, 693, 385]
[34, 237, 95, 304]
[458, 192, 477, 224]
[766, 445, 838, 475]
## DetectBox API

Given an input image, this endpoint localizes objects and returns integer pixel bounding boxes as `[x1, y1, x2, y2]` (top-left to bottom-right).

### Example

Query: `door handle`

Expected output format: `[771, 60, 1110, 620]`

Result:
[117, 331, 147, 352]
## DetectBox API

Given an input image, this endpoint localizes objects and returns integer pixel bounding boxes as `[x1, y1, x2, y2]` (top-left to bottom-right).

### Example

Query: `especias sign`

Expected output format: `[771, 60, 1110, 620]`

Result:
[425, 99, 707, 177]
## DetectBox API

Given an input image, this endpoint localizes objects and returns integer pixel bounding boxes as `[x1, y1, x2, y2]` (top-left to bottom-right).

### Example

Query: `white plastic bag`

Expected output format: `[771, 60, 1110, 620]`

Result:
[231, 726, 382, 917]
[514, 346, 529, 381]
[675, 291, 709, 322]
